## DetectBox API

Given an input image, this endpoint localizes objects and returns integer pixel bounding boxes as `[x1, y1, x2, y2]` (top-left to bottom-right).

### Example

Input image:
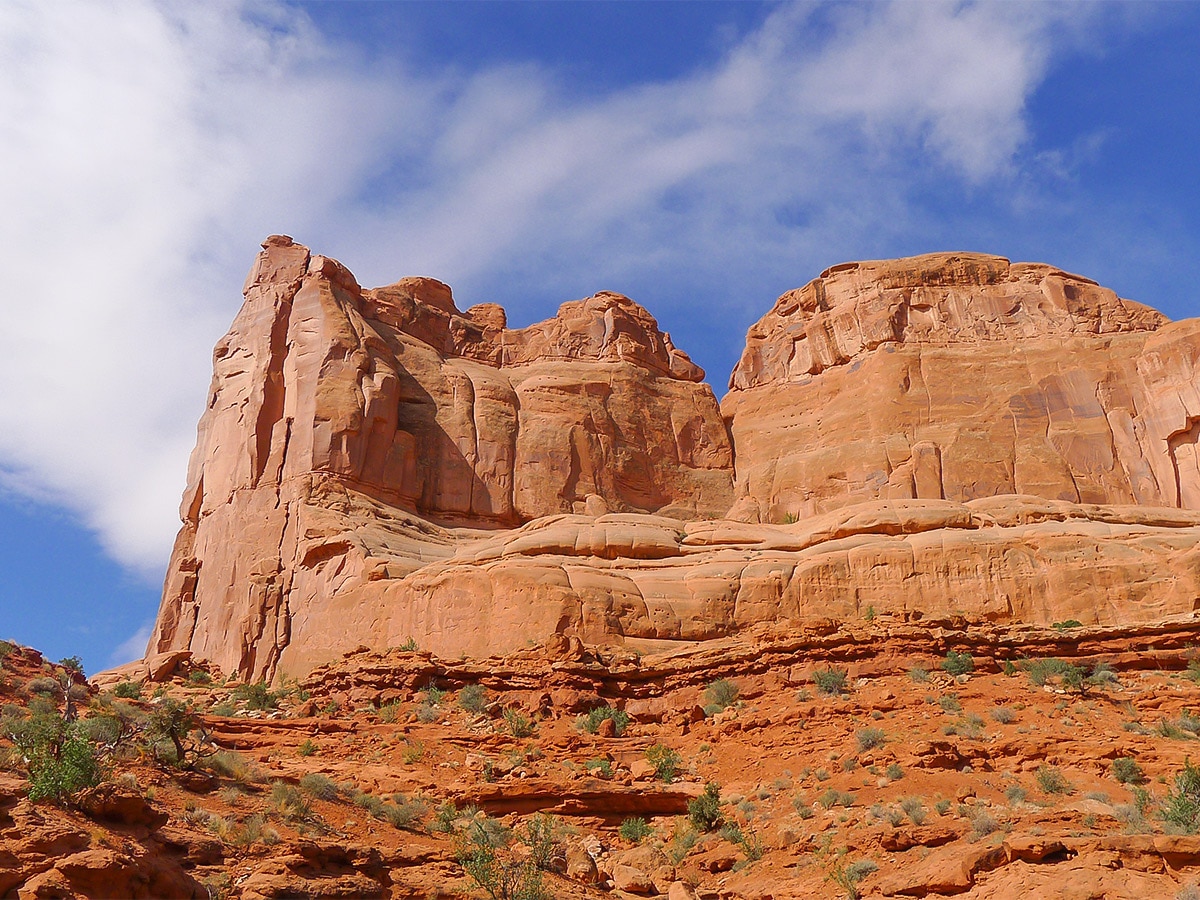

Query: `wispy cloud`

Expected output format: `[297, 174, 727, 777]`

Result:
[0, 0, 1100, 575]
[109, 621, 153, 668]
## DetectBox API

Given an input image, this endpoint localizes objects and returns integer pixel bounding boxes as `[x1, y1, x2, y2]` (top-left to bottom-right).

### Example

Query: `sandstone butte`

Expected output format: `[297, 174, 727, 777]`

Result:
[142, 237, 1200, 684]
[10, 240, 1200, 900]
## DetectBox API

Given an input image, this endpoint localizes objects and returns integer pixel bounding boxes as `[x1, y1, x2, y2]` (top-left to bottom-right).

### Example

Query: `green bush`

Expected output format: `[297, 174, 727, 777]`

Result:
[1112, 757, 1145, 785]
[27, 677, 61, 697]
[990, 706, 1016, 724]
[830, 859, 877, 899]
[1024, 657, 1070, 687]
[233, 682, 279, 711]
[703, 679, 739, 715]
[1035, 765, 1072, 795]
[4, 706, 101, 802]
[521, 814, 560, 870]
[146, 698, 211, 769]
[819, 788, 856, 809]
[855, 728, 886, 751]
[269, 781, 311, 821]
[503, 708, 536, 738]
[813, 667, 848, 696]
[1163, 759, 1200, 834]
[619, 816, 651, 842]
[645, 743, 682, 783]
[583, 758, 612, 778]
[688, 782, 723, 832]
[58, 656, 84, 677]
[456, 819, 549, 900]
[941, 651, 974, 677]
[299, 772, 339, 800]
[579, 706, 630, 736]
[459, 684, 488, 713]
[113, 680, 141, 700]
[188, 671, 213, 686]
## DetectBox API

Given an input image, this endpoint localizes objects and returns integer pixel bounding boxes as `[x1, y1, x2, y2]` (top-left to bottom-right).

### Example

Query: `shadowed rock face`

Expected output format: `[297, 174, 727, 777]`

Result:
[148, 243, 1200, 681]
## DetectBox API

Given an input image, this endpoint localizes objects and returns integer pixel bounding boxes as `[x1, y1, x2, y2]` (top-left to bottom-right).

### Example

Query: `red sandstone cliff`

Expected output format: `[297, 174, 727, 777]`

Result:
[148, 244, 1200, 681]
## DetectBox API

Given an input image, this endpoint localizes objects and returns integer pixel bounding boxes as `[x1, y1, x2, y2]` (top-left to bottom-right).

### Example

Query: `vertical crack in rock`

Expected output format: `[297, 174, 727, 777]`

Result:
[1168, 417, 1200, 508]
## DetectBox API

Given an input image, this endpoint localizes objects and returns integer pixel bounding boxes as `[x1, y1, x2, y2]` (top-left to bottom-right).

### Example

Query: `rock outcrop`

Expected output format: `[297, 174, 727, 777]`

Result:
[723, 252, 1200, 519]
[148, 244, 1200, 681]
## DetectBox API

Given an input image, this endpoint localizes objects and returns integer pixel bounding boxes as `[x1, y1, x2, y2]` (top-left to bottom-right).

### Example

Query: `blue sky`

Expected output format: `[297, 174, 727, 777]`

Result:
[1, 1, 1199, 674]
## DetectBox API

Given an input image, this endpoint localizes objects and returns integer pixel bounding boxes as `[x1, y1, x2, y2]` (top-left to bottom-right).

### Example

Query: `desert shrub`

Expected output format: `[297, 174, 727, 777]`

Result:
[423, 684, 446, 706]
[991, 706, 1016, 724]
[703, 678, 739, 715]
[941, 651, 974, 677]
[688, 782, 723, 831]
[27, 677, 61, 697]
[908, 666, 930, 683]
[232, 682, 278, 711]
[0, 641, 13, 664]
[1113, 757, 1145, 785]
[886, 763, 904, 781]
[114, 680, 142, 700]
[1036, 765, 1073, 795]
[619, 816, 651, 842]
[205, 750, 257, 783]
[431, 800, 460, 832]
[830, 859, 877, 900]
[456, 818, 548, 900]
[503, 708, 535, 738]
[377, 701, 403, 724]
[521, 814, 560, 870]
[855, 727, 886, 751]
[645, 743, 682, 783]
[1005, 785, 1027, 804]
[5, 707, 101, 802]
[398, 637, 418, 652]
[299, 772, 339, 800]
[386, 793, 428, 830]
[416, 703, 439, 724]
[899, 796, 925, 824]
[297, 739, 317, 757]
[583, 758, 612, 778]
[57, 656, 84, 677]
[459, 684, 488, 713]
[969, 808, 1000, 838]
[188, 671, 212, 686]
[401, 740, 425, 764]
[269, 781, 311, 821]
[579, 706, 630, 736]
[1052, 620, 1083, 631]
[1163, 759, 1200, 834]
[938, 694, 962, 713]
[820, 789, 856, 809]
[1024, 657, 1071, 687]
[813, 667, 848, 696]
[146, 699, 213, 769]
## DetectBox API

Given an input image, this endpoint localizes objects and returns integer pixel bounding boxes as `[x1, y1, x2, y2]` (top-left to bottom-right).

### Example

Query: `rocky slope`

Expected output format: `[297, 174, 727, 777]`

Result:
[13, 622, 1200, 899]
[146, 242, 1200, 682]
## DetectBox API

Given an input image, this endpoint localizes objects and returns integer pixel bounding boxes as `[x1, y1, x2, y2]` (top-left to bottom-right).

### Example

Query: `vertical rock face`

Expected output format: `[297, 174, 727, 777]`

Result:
[149, 244, 1200, 681]
[722, 252, 1200, 522]
[150, 237, 733, 680]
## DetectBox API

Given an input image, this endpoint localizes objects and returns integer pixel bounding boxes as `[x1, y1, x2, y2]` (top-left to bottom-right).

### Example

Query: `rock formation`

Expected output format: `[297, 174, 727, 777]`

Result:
[148, 243, 1200, 682]
[723, 252, 1200, 519]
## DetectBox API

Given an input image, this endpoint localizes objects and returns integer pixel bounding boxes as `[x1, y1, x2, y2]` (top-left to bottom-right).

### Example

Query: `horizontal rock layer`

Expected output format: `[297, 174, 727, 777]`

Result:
[149, 245, 1200, 680]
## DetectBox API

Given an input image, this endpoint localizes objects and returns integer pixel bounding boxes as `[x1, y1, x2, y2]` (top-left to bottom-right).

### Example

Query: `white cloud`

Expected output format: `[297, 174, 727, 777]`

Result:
[0, 0, 1096, 576]
[109, 621, 153, 668]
